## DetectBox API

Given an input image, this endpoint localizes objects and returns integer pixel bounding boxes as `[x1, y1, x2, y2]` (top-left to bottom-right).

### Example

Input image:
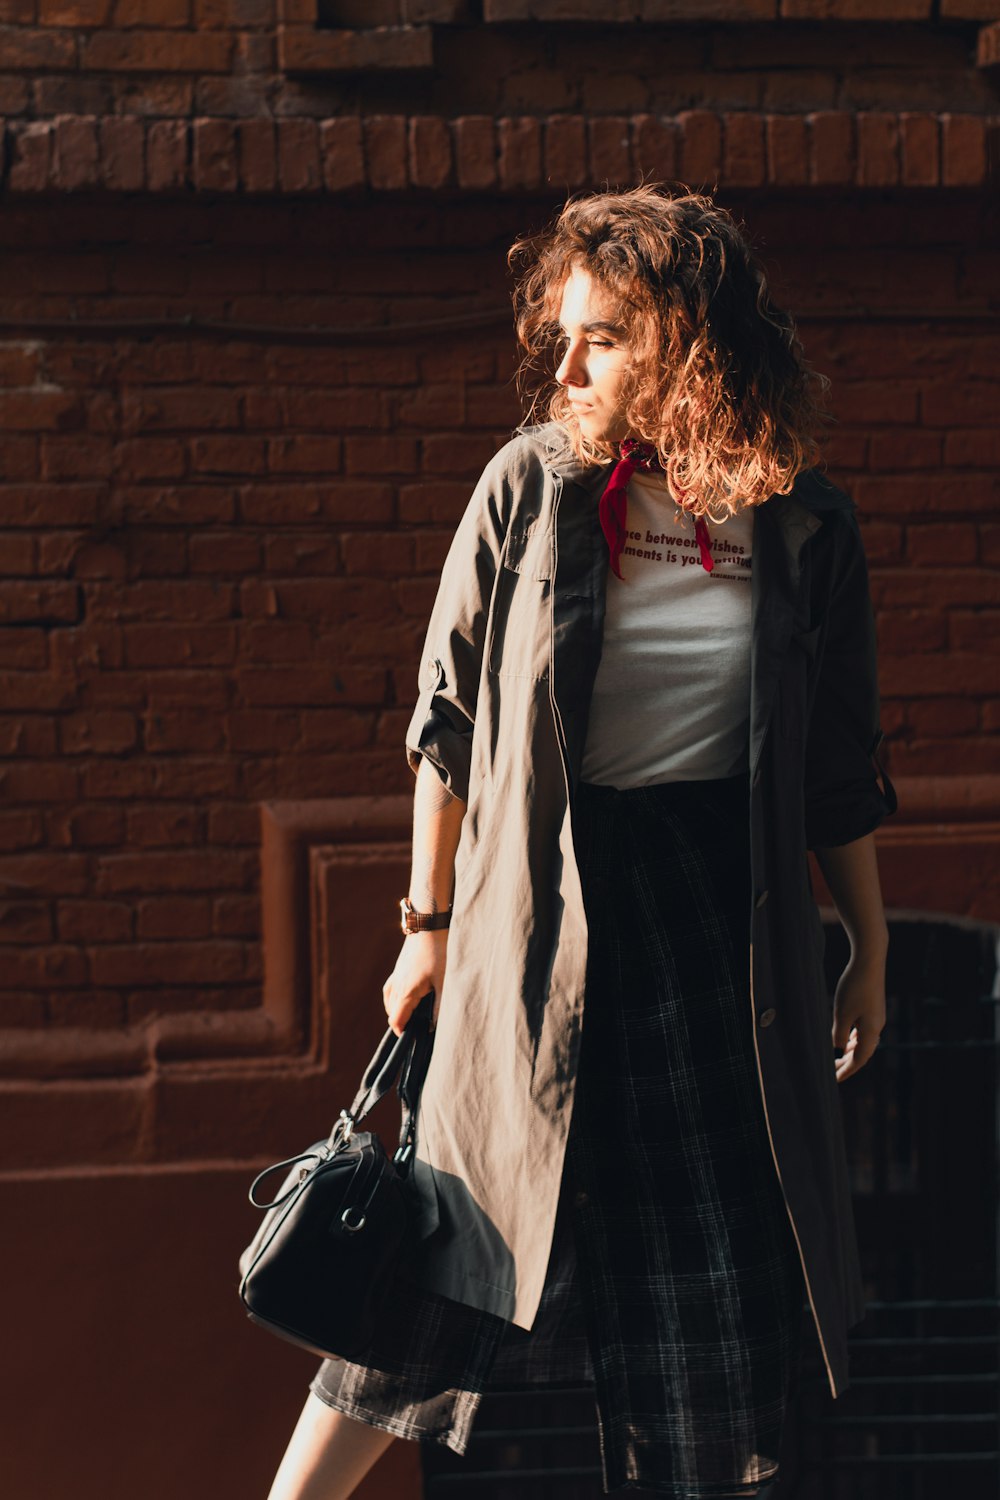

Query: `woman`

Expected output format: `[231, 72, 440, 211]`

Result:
[267, 186, 897, 1500]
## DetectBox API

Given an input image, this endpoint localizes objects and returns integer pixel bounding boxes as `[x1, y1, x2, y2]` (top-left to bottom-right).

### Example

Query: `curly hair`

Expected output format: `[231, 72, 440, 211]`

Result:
[508, 185, 833, 521]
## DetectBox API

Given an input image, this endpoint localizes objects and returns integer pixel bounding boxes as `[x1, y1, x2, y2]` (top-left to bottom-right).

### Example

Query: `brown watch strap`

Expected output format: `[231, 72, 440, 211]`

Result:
[400, 897, 452, 934]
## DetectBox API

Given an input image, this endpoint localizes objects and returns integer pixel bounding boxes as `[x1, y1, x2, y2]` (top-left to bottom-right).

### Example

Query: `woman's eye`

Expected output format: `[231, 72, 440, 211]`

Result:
[588, 340, 614, 349]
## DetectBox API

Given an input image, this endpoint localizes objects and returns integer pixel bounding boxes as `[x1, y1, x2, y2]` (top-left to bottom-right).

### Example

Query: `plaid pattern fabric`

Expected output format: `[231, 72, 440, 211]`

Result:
[310, 772, 805, 1497]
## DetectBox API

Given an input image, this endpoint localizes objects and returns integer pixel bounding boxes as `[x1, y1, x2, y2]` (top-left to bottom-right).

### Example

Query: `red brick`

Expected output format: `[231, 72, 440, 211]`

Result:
[898, 112, 939, 187]
[146, 708, 229, 752]
[113, 438, 185, 480]
[147, 119, 188, 191]
[833, 383, 919, 426]
[210, 895, 258, 943]
[7, 122, 54, 192]
[630, 114, 677, 183]
[498, 116, 542, 190]
[857, 472, 997, 516]
[857, 112, 899, 187]
[942, 114, 987, 188]
[189, 534, 262, 573]
[0, 389, 85, 430]
[343, 435, 418, 474]
[587, 115, 630, 187]
[880, 568, 999, 611]
[57, 900, 131, 944]
[782, 0, 927, 12]
[944, 428, 1000, 468]
[51, 114, 99, 190]
[880, 653, 994, 697]
[905, 523, 978, 567]
[0, 347, 40, 385]
[868, 430, 942, 470]
[280, 22, 431, 73]
[190, 436, 267, 474]
[677, 110, 722, 189]
[114, 0, 192, 21]
[266, 436, 343, 473]
[0, 28, 76, 68]
[409, 115, 452, 190]
[92, 940, 246, 986]
[41, 0, 111, 19]
[765, 114, 808, 186]
[947, 0, 1000, 17]
[297, 709, 377, 753]
[453, 115, 496, 189]
[364, 114, 407, 190]
[0, 534, 36, 574]
[277, 118, 320, 192]
[229, 705, 299, 747]
[238, 660, 386, 705]
[0, 582, 79, 625]
[398, 479, 474, 524]
[99, 116, 144, 190]
[236, 119, 275, 192]
[123, 623, 236, 666]
[544, 115, 587, 189]
[136, 897, 212, 940]
[122, 387, 238, 433]
[950, 610, 1000, 653]
[807, 111, 854, 186]
[80, 28, 232, 70]
[907, 698, 980, 737]
[60, 711, 139, 755]
[320, 117, 364, 192]
[420, 432, 495, 475]
[723, 111, 764, 187]
[0, 901, 54, 945]
[192, 117, 237, 191]
[875, 609, 947, 657]
[0, 945, 88, 986]
[920, 382, 1000, 428]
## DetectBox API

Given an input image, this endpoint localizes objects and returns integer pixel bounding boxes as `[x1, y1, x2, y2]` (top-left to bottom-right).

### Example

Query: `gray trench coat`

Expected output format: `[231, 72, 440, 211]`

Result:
[402, 421, 897, 1399]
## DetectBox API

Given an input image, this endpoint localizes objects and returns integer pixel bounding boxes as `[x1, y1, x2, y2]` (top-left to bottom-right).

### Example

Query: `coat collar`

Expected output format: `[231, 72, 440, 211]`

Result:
[524, 421, 852, 788]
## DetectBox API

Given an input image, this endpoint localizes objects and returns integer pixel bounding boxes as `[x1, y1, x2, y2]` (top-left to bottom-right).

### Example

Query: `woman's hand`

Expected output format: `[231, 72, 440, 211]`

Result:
[831, 949, 887, 1083]
[382, 929, 450, 1037]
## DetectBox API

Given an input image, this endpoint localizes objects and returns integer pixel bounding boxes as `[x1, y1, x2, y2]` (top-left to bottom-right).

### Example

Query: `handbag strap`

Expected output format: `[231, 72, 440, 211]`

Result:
[329, 991, 435, 1178]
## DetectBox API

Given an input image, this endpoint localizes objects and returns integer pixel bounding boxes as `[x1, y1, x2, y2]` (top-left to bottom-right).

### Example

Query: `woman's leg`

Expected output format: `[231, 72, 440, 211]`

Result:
[266, 1392, 397, 1500]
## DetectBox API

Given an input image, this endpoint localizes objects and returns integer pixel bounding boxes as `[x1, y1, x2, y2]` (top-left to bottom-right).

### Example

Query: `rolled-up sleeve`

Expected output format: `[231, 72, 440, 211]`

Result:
[404, 448, 511, 804]
[803, 508, 898, 851]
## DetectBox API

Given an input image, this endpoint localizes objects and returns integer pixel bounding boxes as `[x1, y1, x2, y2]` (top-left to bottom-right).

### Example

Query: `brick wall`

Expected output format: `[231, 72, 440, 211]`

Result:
[0, 6, 998, 126]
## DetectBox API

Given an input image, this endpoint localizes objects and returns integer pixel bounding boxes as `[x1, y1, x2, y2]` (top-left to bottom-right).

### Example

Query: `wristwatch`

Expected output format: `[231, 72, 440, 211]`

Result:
[399, 897, 452, 935]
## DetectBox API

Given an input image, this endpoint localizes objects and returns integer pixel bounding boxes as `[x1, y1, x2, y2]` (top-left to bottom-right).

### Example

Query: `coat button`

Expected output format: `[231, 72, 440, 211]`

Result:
[758, 1008, 777, 1028]
[574, 1189, 590, 1208]
[755, 888, 769, 908]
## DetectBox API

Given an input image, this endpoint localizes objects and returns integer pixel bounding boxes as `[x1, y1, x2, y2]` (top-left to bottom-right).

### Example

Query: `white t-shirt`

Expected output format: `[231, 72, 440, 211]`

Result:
[580, 470, 755, 788]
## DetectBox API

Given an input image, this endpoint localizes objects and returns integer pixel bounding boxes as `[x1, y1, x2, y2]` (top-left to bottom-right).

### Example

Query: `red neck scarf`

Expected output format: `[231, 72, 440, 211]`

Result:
[599, 439, 715, 581]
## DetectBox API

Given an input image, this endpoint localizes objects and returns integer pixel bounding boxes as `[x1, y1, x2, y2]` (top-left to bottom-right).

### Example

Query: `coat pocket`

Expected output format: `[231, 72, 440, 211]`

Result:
[487, 565, 551, 680]
[487, 521, 552, 681]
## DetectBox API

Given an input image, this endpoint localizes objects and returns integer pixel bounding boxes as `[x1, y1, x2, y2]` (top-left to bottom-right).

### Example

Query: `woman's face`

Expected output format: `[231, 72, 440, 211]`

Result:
[554, 264, 633, 446]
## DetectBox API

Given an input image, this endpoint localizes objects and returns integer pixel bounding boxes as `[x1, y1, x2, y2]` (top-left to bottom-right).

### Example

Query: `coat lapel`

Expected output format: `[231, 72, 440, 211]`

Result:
[749, 492, 823, 779]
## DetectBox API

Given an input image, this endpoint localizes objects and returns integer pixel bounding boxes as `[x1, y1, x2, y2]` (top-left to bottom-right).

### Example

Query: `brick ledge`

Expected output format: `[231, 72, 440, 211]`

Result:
[3, 111, 996, 195]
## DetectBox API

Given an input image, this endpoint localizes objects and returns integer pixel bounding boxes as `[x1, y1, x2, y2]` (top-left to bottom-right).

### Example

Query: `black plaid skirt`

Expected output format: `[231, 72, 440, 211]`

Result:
[310, 772, 805, 1497]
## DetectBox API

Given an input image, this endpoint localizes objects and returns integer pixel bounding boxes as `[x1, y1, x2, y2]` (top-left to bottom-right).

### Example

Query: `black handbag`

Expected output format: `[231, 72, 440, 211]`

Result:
[237, 991, 435, 1361]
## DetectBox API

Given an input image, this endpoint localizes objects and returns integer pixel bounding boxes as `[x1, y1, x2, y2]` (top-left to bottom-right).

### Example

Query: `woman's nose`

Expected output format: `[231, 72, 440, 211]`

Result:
[555, 340, 586, 388]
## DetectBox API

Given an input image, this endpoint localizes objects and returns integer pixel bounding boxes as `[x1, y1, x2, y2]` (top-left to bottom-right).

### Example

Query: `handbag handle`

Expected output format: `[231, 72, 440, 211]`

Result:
[328, 990, 435, 1178]
[247, 993, 436, 1209]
